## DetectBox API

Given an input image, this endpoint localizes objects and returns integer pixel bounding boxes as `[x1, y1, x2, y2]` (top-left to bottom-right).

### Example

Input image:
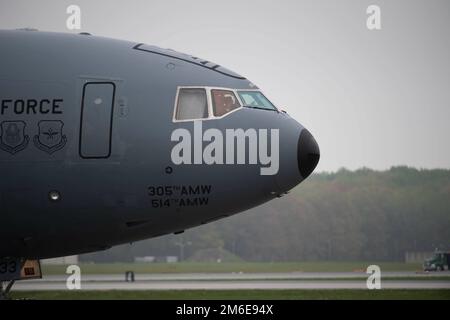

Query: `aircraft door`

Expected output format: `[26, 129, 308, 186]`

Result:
[79, 82, 116, 158]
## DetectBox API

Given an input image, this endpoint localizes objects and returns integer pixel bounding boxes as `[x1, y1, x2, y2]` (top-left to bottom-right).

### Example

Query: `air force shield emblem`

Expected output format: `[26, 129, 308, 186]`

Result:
[0, 121, 30, 155]
[33, 120, 67, 154]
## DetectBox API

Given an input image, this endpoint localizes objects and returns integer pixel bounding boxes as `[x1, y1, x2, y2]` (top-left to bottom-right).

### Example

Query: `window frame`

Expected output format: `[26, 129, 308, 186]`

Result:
[172, 87, 278, 123]
[236, 89, 279, 112]
[173, 86, 244, 122]
[173, 87, 209, 122]
[210, 89, 241, 118]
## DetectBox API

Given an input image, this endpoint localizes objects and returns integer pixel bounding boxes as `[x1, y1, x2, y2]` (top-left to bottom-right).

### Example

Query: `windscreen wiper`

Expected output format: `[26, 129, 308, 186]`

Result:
[243, 105, 277, 112]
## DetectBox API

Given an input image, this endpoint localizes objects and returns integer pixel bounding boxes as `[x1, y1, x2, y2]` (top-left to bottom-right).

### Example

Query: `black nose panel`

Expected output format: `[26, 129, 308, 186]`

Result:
[298, 129, 320, 179]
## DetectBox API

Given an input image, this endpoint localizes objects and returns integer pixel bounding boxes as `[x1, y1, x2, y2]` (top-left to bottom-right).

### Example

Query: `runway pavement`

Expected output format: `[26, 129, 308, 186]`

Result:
[12, 271, 450, 291]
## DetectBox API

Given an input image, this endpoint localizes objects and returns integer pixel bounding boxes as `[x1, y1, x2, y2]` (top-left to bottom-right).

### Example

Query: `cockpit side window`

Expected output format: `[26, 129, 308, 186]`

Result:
[211, 90, 241, 117]
[175, 88, 208, 121]
[237, 91, 277, 111]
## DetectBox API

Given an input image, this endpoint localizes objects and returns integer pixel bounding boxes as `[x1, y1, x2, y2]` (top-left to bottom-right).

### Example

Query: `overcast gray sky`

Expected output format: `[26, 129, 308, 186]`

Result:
[1, 0, 449, 172]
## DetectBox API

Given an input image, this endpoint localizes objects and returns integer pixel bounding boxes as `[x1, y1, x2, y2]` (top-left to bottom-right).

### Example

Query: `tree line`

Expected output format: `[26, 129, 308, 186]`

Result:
[81, 167, 450, 262]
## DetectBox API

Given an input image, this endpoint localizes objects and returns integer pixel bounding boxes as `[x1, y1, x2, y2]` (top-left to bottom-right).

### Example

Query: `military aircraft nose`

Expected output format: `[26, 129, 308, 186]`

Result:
[297, 129, 320, 179]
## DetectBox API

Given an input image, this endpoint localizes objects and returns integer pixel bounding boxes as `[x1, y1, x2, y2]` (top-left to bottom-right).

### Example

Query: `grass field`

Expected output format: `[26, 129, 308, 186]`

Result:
[41, 261, 424, 275]
[10, 289, 450, 300]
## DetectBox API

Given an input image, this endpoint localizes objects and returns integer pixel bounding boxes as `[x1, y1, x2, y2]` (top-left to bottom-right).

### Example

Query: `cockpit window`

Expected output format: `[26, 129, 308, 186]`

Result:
[175, 88, 208, 120]
[237, 91, 277, 111]
[211, 90, 241, 117]
[174, 87, 276, 122]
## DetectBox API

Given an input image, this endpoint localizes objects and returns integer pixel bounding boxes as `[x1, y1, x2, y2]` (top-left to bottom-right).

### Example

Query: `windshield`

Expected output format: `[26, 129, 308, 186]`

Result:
[175, 88, 208, 120]
[211, 89, 241, 117]
[237, 91, 277, 111]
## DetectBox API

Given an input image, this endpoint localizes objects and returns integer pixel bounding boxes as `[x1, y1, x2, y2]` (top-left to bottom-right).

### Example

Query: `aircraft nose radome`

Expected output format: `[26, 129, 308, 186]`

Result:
[297, 129, 320, 179]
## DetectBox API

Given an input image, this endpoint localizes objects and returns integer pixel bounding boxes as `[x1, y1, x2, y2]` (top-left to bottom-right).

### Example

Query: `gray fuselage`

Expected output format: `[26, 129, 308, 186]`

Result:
[0, 30, 319, 259]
